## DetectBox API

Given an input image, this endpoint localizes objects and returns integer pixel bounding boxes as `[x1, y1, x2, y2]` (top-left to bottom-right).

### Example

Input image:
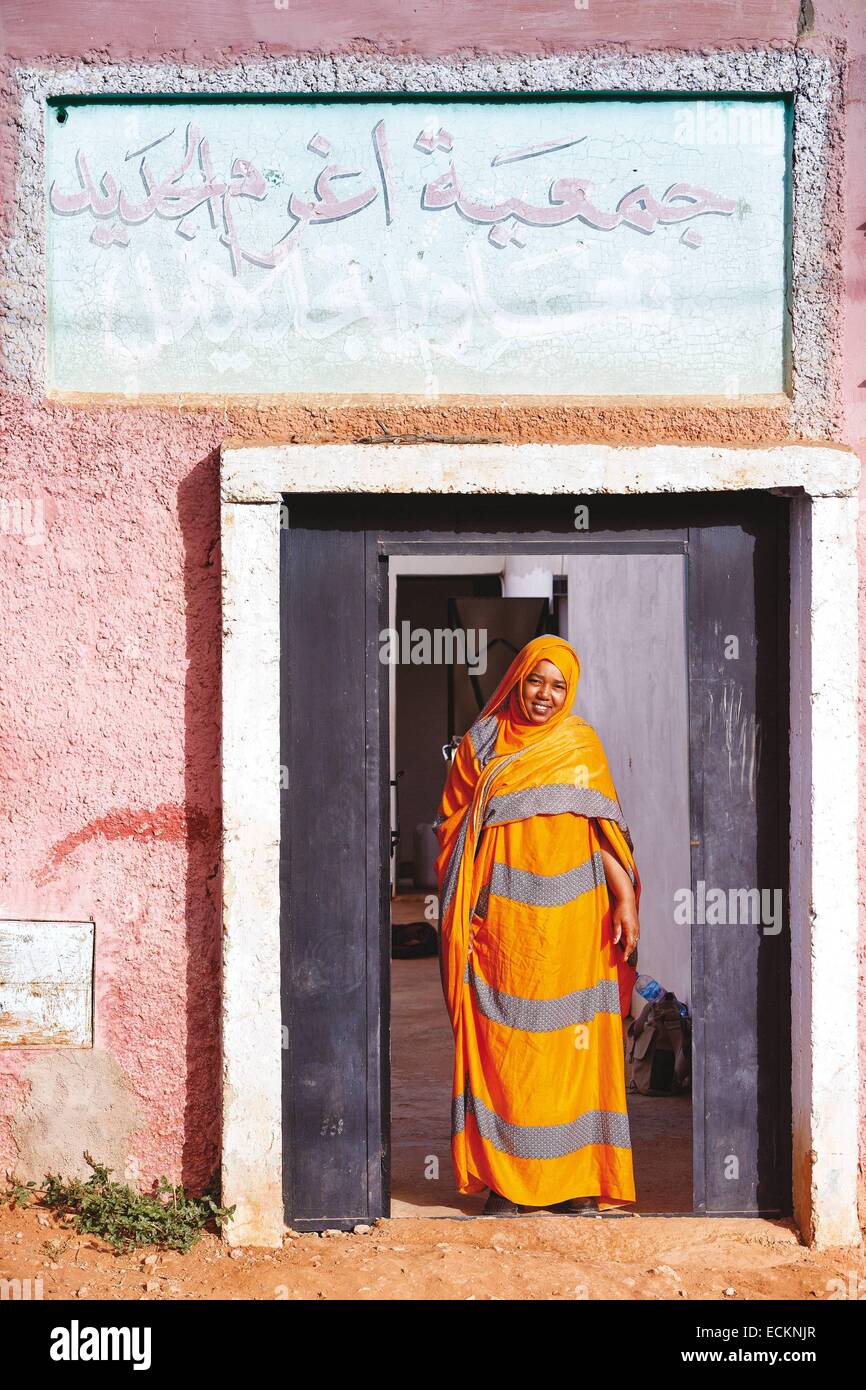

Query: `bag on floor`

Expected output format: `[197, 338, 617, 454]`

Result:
[391, 921, 439, 959]
[627, 992, 692, 1095]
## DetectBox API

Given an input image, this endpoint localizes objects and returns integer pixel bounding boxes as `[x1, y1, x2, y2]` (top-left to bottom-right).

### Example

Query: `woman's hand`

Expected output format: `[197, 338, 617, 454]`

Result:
[596, 826, 640, 958]
[611, 894, 640, 958]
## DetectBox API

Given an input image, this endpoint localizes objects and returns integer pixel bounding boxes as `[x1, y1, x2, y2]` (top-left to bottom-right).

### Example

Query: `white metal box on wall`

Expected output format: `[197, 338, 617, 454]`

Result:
[0, 921, 94, 1047]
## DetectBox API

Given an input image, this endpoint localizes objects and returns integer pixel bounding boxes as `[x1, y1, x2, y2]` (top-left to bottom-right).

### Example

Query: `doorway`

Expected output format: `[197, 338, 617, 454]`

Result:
[279, 490, 791, 1229]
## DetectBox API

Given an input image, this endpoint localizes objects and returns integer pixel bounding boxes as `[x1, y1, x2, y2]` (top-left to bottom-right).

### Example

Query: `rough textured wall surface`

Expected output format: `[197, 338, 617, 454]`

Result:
[0, 1, 808, 61]
[0, 0, 863, 1217]
[0, 404, 224, 1189]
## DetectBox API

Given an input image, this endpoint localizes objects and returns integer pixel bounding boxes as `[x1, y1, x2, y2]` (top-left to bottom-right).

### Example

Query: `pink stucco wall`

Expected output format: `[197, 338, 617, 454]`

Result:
[0, 1, 809, 60]
[0, 0, 864, 1208]
[0, 408, 224, 1185]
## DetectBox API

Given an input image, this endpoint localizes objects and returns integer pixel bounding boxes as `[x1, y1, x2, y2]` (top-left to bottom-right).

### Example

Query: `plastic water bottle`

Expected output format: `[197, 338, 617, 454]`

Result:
[635, 974, 664, 1004]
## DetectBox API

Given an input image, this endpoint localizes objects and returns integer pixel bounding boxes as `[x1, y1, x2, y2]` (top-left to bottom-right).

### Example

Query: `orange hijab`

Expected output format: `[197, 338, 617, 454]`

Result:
[488, 633, 582, 749]
[434, 635, 639, 1027]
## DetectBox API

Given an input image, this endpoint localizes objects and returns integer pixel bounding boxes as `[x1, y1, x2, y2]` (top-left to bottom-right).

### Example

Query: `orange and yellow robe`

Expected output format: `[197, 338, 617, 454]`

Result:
[434, 638, 639, 1210]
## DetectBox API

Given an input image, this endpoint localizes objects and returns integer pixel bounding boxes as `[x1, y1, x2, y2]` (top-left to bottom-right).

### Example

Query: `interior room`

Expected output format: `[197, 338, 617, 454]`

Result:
[388, 552, 693, 1217]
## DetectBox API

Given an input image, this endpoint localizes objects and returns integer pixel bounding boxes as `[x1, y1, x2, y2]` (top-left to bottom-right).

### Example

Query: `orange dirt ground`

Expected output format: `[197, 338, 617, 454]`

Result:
[2, 1200, 864, 1302]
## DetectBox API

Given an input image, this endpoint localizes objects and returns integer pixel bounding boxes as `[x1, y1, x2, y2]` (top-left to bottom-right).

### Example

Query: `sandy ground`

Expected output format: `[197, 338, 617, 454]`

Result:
[3, 913, 857, 1303]
[2, 1200, 864, 1301]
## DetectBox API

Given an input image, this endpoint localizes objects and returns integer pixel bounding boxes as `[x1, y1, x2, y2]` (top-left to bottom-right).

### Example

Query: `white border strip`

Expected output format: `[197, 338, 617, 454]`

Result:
[220, 500, 282, 1246]
[220, 442, 860, 1249]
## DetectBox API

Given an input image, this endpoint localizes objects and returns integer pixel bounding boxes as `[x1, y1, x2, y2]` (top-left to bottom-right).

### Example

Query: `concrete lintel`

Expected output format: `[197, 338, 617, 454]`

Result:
[220, 442, 859, 504]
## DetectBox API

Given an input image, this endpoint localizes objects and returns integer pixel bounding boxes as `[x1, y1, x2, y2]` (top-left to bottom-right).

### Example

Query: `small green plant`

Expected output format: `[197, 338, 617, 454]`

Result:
[4, 1174, 38, 1209]
[10, 1154, 235, 1254]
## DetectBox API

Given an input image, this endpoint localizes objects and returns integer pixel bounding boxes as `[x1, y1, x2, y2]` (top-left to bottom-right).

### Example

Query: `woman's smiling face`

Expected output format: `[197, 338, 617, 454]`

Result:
[521, 658, 568, 724]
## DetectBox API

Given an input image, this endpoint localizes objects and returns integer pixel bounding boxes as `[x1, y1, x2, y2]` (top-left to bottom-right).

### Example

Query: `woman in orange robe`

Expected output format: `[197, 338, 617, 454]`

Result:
[434, 635, 640, 1215]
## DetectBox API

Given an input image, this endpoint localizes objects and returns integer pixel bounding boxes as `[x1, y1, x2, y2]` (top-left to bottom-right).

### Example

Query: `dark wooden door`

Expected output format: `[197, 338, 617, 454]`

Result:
[687, 517, 791, 1215]
[280, 521, 387, 1230]
[280, 492, 790, 1227]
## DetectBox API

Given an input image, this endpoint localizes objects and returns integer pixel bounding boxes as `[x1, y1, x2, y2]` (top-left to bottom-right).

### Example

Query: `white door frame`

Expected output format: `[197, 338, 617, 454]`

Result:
[219, 441, 861, 1250]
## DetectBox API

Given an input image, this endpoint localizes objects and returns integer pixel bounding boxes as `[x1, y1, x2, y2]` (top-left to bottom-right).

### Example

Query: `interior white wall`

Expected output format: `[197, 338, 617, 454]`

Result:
[566, 553, 691, 1008]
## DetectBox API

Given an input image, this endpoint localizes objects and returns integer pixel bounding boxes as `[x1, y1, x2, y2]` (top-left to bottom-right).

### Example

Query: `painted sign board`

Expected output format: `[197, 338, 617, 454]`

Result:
[45, 97, 788, 396]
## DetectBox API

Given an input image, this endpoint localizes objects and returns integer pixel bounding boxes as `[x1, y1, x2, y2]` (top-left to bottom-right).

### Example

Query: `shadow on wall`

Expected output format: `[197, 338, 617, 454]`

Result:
[177, 449, 223, 1192]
